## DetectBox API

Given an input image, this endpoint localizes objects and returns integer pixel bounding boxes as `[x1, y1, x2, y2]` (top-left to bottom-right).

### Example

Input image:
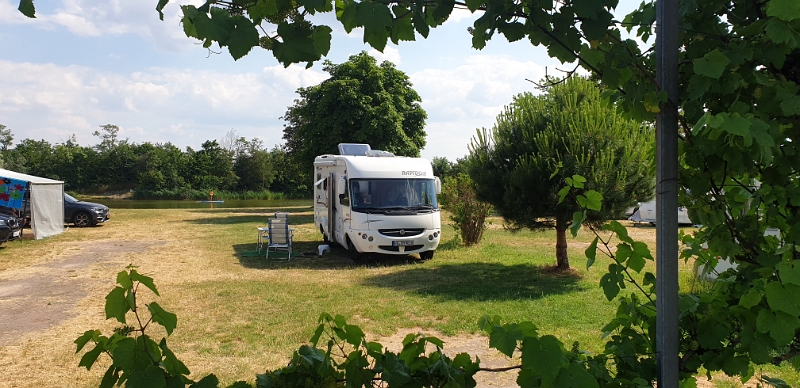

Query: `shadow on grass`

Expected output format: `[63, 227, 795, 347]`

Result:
[362, 262, 584, 301]
[189, 214, 315, 225]
[231, 240, 427, 270]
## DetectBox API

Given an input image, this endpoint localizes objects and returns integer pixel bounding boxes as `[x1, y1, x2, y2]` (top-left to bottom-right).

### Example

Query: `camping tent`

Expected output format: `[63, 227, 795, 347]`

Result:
[0, 169, 64, 240]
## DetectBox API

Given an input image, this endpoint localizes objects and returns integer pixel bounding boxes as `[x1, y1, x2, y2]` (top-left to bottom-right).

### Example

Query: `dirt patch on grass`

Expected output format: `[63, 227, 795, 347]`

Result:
[376, 328, 519, 387]
[0, 240, 163, 346]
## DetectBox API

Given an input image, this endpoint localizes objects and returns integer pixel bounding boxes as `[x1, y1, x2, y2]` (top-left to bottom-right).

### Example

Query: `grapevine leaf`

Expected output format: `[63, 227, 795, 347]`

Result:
[105, 286, 130, 323]
[17, 0, 35, 18]
[344, 324, 365, 347]
[760, 376, 792, 388]
[498, 21, 527, 42]
[570, 211, 584, 237]
[190, 374, 221, 388]
[156, 0, 169, 20]
[566, 362, 599, 388]
[632, 241, 653, 260]
[778, 261, 800, 286]
[75, 330, 100, 353]
[112, 338, 150, 371]
[767, 0, 800, 22]
[739, 288, 762, 308]
[488, 324, 522, 357]
[99, 365, 120, 388]
[693, 49, 730, 79]
[770, 311, 800, 346]
[117, 270, 133, 290]
[557, 185, 571, 204]
[572, 174, 586, 188]
[584, 190, 603, 211]
[600, 271, 622, 300]
[390, 11, 416, 44]
[130, 270, 159, 296]
[603, 220, 633, 244]
[465, 0, 482, 12]
[228, 17, 260, 60]
[126, 365, 167, 388]
[586, 237, 599, 270]
[531, 335, 565, 386]
[160, 339, 191, 377]
[79, 343, 105, 370]
[765, 19, 799, 48]
[148, 302, 178, 335]
[765, 282, 800, 315]
[721, 113, 751, 136]
[680, 377, 698, 388]
[312, 25, 333, 57]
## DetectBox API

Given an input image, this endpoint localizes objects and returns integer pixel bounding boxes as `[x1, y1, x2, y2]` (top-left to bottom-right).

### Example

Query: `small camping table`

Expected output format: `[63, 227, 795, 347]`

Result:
[256, 227, 269, 252]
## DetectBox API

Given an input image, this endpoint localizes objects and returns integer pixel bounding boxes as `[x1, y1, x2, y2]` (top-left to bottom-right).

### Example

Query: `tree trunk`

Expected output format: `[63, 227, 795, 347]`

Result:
[555, 214, 571, 270]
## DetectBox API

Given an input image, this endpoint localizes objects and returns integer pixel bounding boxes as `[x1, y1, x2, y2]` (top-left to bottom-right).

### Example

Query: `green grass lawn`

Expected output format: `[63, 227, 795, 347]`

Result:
[0, 207, 797, 387]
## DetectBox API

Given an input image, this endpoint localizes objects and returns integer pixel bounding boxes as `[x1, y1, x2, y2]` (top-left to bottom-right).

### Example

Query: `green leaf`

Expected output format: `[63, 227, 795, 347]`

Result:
[527, 335, 565, 386]
[721, 113, 751, 136]
[760, 376, 792, 388]
[498, 22, 527, 42]
[311, 25, 333, 57]
[75, 330, 100, 353]
[778, 261, 800, 286]
[344, 324, 365, 347]
[572, 174, 586, 188]
[356, 2, 392, 50]
[693, 49, 730, 79]
[765, 19, 799, 49]
[160, 339, 191, 377]
[488, 324, 523, 357]
[603, 220, 634, 244]
[584, 190, 602, 211]
[765, 282, 800, 315]
[771, 311, 800, 346]
[600, 268, 623, 300]
[767, 0, 800, 22]
[105, 286, 130, 323]
[739, 288, 762, 308]
[570, 211, 584, 237]
[642, 91, 661, 113]
[130, 270, 158, 296]
[156, 0, 169, 21]
[148, 302, 178, 335]
[99, 365, 120, 388]
[227, 17, 260, 60]
[190, 374, 221, 388]
[557, 185, 571, 204]
[17, 0, 35, 18]
[585, 237, 599, 269]
[117, 271, 133, 290]
[390, 11, 416, 44]
[79, 343, 105, 370]
[126, 365, 167, 388]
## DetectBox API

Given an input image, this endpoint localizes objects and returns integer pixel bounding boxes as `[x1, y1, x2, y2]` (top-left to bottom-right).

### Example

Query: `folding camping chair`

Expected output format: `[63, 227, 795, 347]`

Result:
[266, 217, 293, 260]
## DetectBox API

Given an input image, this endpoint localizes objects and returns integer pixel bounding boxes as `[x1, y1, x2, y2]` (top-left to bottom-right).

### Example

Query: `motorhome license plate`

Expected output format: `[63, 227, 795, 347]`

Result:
[392, 241, 414, 246]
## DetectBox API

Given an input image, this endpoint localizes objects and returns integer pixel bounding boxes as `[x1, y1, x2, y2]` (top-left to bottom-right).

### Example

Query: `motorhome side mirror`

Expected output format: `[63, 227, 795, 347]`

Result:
[339, 194, 349, 206]
[337, 177, 346, 195]
[434, 177, 442, 194]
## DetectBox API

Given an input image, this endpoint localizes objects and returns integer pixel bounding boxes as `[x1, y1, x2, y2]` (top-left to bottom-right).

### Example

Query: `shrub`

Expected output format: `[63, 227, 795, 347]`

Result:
[439, 173, 492, 246]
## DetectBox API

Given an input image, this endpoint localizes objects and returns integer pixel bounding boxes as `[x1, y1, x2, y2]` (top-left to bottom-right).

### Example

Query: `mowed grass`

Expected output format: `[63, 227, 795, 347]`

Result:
[0, 207, 797, 387]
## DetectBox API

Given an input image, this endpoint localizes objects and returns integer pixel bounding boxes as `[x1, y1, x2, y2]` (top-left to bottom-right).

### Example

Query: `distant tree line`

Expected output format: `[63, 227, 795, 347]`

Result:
[0, 124, 308, 199]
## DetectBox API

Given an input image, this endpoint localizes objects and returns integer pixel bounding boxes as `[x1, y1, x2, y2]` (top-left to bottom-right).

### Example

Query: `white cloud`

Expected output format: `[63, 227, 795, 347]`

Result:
[369, 46, 402, 66]
[0, 60, 327, 149]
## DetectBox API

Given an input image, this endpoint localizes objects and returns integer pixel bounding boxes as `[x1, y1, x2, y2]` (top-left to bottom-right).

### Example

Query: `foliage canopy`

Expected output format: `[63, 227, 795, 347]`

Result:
[469, 76, 654, 269]
[282, 51, 427, 173]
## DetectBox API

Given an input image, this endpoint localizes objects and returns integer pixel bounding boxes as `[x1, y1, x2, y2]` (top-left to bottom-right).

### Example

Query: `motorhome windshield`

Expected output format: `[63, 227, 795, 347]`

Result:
[349, 178, 438, 212]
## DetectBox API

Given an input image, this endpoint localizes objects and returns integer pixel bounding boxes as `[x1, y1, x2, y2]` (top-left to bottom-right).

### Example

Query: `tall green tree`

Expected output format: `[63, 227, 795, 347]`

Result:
[282, 51, 427, 177]
[187, 140, 238, 191]
[233, 138, 276, 191]
[469, 77, 654, 270]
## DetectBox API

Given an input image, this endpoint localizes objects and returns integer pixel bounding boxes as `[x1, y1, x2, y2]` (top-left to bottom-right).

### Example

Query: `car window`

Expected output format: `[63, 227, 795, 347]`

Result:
[64, 194, 79, 203]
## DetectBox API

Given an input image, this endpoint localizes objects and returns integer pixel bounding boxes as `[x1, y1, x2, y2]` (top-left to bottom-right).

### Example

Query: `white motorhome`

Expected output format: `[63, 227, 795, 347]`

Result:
[628, 199, 693, 225]
[314, 144, 442, 260]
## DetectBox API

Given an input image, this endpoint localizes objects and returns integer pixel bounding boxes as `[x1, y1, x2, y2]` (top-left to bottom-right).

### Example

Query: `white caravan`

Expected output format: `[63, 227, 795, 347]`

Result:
[628, 199, 693, 225]
[314, 144, 442, 260]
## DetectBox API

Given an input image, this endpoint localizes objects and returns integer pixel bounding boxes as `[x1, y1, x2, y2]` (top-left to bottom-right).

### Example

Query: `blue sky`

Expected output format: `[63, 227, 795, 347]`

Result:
[0, 0, 639, 161]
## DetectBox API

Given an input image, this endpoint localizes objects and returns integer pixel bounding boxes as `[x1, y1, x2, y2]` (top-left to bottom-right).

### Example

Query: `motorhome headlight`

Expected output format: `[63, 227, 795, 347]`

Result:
[362, 234, 368, 239]
[434, 231, 439, 238]
[368, 236, 373, 242]
[428, 234, 434, 241]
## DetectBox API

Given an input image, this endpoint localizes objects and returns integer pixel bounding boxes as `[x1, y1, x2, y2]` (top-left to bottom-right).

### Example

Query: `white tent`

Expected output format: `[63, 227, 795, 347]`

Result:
[0, 169, 64, 240]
